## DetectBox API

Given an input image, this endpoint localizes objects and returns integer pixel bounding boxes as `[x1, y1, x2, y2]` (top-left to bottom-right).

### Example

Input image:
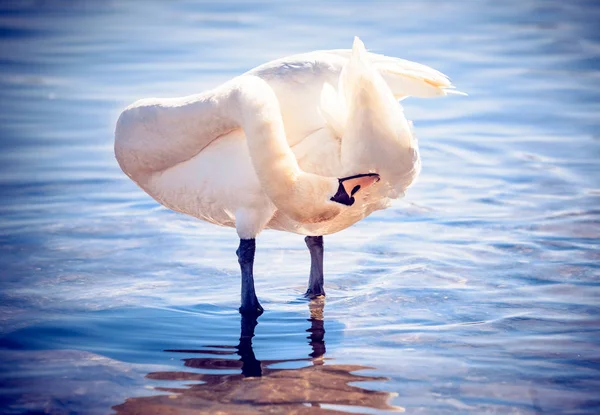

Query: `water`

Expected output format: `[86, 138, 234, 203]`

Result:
[1, 1, 599, 414]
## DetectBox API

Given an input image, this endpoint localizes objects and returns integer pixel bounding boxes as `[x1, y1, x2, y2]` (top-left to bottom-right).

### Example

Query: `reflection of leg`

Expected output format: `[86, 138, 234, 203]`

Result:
[238, 314, 262, 377]
[237, 239, 264, 315]
[308, 298, 326, 360]
[305, 236, 325, 298]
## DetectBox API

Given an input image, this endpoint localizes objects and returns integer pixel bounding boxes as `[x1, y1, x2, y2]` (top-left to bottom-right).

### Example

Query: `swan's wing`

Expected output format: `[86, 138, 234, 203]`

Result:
[248, 49, 461, 101]
[247, 49, 461, 145]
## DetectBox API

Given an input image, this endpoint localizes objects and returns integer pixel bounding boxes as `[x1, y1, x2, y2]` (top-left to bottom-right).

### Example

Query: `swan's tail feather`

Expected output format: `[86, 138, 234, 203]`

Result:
[445, 89, 468, 96]
[319, 40, 464, 138]
[374, 60, 463, 99]
[320, 47, 462, 99]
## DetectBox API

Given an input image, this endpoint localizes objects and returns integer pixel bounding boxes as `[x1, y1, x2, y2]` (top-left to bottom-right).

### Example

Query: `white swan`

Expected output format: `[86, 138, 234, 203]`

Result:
[114, 37, 459, 314]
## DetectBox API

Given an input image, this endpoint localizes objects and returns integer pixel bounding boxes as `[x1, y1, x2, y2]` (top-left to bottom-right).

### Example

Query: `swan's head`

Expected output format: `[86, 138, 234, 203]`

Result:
[330, 173, 381, 206]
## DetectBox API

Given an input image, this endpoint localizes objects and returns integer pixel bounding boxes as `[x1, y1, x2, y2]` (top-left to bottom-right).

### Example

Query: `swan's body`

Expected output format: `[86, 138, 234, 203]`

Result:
[114, 38, 458, 313]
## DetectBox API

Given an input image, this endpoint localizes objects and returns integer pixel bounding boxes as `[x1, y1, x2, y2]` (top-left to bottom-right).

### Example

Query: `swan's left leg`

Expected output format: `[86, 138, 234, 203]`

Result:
[305, 236, 325, 298]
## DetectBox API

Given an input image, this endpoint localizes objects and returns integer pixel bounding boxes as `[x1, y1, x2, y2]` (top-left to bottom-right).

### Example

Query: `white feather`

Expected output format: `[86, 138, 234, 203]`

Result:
[114, 37, 460, 237]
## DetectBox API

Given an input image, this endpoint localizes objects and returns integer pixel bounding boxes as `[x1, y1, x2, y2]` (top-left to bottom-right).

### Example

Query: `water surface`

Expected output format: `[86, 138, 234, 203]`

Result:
[1, 1, 599, 414]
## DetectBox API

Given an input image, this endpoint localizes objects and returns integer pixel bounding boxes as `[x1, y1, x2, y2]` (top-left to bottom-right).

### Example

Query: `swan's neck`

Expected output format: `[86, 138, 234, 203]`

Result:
[220, 76, 341, 223]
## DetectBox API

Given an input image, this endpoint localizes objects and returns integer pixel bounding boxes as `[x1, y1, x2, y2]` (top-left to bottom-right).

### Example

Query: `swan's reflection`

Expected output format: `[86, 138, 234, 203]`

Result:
[113, 300, 399, 414]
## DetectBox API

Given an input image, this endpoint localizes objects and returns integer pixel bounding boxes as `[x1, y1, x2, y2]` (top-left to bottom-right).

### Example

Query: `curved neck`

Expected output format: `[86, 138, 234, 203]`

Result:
[219, 76, 341, 223]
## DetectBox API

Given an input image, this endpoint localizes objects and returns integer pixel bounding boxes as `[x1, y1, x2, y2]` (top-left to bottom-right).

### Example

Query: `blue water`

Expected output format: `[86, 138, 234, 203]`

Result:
[1, 1, 599, 414]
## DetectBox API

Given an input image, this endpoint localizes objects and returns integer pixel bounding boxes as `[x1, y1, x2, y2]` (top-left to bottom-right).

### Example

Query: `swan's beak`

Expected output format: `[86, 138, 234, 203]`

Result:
[330, 173, 380, 206]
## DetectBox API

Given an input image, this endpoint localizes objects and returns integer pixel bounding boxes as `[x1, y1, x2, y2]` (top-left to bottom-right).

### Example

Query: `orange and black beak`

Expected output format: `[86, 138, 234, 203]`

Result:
[330, 173, 380, 206]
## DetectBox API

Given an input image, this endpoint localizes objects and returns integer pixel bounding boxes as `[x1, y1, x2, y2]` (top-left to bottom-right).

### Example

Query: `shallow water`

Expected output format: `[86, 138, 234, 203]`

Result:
[1, 1, 599, 414]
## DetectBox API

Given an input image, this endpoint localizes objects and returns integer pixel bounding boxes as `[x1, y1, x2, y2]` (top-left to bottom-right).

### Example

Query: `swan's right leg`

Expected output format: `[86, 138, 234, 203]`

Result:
[235, 205, 274, 315]
[237, 238, 263, 316]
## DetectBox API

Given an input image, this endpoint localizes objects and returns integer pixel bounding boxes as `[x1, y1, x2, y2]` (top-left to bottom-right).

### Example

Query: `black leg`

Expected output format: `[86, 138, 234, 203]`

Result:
[304, 235, 325, 298]
[237, 238, 264, 315]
